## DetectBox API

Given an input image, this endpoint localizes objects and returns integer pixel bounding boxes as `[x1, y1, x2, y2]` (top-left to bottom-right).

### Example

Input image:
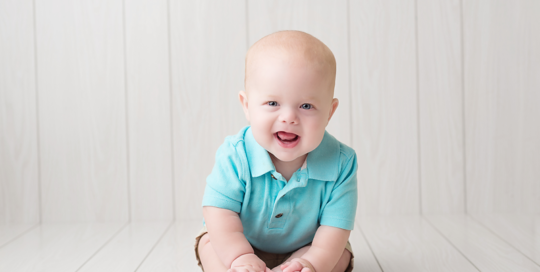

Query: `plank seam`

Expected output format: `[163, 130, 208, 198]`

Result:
[422, 215, 481, 271]
[122, 0, 132, 222]
[0, 224, 40, 249]
[347, 0, 353, 146]
[75, 222, 130, 272]
[246, 0, 249, 52]
[32, 0, 43, 224]
[415, 0, 422, 215]
[167, 0, 176, 222]
[460, 0, 468, 215]
[134, 221, 175, 271]
[468, 214, 540, 268]
[356, 221, 385, 272]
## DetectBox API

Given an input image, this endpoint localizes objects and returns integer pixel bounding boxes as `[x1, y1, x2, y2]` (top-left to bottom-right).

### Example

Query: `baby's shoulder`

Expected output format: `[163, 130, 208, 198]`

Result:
[211, 126, 251, 180]
[220, 125, 250, 150]
[214, 126, 250, 164]
[336, 139, 356, 161]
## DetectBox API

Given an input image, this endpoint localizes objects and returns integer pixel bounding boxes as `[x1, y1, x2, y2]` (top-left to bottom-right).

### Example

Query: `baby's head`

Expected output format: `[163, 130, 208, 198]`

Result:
[239, 30, 339, 163]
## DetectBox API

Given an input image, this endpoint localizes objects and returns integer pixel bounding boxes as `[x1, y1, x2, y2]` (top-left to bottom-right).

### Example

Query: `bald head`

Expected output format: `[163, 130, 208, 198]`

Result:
[244, 30, 336, 96]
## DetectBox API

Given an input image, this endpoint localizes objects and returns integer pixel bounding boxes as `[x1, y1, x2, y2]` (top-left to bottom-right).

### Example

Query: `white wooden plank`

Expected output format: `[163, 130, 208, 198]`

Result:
[358, 215, 478, 272]
[348, 223, 383, 272]
[137, 220, 201, 272]
[124, 0, 173, 221]
[350, 0, 420, 214]
[138, 220, 382, 272]
[464, 0, 540, 213]
[170, 0, 248, 220]
[78, 221, 171, 272]
[0, 0, 40, 224]
[417, 0, 465, 213]
[35, 0, 128, 222]
[470, 213, 540, 265]
[0, 222, 125, 271]
[248, 0, 351, 145]
[0, 224, 37, 248]
[425, 214, 540, 271]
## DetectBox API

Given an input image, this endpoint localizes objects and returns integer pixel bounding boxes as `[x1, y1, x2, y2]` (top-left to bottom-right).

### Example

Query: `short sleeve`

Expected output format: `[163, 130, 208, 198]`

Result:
[201, 138, 247, 213]
[319, 152, 358, 230]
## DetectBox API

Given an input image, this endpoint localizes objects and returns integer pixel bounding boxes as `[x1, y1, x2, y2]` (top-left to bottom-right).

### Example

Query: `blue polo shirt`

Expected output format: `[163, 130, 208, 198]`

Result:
[202, 125, 358, 254]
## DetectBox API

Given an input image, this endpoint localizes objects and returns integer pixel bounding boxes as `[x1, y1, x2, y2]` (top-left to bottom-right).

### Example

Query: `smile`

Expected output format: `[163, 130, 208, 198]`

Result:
[274, 131, 300, 148]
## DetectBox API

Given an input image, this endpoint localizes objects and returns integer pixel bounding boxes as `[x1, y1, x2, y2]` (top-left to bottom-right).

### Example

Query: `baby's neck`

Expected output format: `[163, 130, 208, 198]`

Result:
[269, 153, 307, 182]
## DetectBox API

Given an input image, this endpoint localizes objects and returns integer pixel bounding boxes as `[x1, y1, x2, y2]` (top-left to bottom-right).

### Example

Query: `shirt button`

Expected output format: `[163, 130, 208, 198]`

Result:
[275, 213, 283, 218]
[271, 174, 277, 180]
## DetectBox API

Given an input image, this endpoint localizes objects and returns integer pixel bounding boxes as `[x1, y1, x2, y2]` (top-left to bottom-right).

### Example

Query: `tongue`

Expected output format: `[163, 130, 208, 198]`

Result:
[278, 131, 297, 140]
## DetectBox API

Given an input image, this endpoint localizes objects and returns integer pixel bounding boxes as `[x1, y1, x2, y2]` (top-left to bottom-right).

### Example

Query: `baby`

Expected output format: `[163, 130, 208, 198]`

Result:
[195, 30, 358, 272]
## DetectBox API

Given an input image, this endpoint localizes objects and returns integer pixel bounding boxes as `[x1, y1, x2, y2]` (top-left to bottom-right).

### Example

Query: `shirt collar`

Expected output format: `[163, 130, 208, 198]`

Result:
[244, 126, 340, 182]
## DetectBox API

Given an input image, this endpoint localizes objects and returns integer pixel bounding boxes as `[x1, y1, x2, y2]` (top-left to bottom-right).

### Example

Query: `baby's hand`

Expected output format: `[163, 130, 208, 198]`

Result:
[228, 253, 272, 272]
[280, 257, 315, 272]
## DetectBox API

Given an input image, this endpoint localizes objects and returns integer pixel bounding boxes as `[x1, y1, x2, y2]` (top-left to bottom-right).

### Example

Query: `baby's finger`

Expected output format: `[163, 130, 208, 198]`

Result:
[244, 267, 257, 272]
[280, 262, 290, 269]
[283, 261, 303, 272]
[228, 267, 251, 272]
[300, 268, 312, 272]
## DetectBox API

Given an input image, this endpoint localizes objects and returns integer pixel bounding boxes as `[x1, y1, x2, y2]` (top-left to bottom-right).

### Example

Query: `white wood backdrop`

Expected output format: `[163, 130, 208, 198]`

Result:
[1, 0, 539, 223]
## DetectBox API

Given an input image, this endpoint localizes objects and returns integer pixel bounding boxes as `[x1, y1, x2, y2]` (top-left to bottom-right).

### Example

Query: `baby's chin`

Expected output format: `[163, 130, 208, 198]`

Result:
[268, 150, 306, 163]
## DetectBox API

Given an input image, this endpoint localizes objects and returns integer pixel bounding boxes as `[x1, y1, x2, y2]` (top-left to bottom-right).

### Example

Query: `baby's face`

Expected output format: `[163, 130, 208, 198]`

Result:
[239, 54, 338, 163]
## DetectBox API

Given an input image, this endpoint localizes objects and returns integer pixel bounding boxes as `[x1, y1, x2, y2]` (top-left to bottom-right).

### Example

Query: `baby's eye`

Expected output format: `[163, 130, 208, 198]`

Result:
[268, 101, 278, 106]
[301, 103, 313, 110]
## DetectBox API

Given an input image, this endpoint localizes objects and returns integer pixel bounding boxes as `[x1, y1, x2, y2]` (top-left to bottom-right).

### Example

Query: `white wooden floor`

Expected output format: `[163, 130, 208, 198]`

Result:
[0, 214, 538, 272]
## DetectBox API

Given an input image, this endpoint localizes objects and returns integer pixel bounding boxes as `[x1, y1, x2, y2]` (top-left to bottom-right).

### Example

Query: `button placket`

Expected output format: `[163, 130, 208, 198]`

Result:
[268, 171, 297, 229]
[297, 174, 307, 187]
[269, 192, 288, 228]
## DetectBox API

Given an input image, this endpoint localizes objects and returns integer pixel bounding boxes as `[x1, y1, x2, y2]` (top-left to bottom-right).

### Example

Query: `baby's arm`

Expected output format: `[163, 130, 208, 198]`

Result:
[203, 206, 263, 270]
[295, 225, 351, 272]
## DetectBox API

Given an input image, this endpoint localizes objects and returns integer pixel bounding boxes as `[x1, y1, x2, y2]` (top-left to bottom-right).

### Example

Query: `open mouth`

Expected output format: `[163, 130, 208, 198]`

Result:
[274, 131, 300, 148]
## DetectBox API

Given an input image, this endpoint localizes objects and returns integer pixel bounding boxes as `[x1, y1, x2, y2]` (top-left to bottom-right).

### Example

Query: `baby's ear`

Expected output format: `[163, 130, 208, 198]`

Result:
[238, 90, 250, 121]
[328, 98, 339, 122]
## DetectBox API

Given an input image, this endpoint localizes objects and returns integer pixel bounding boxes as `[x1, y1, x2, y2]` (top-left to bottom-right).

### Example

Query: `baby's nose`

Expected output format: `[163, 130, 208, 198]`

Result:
[279, 110, 298, 124]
